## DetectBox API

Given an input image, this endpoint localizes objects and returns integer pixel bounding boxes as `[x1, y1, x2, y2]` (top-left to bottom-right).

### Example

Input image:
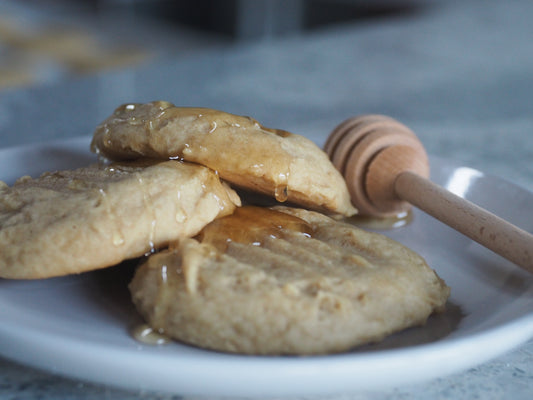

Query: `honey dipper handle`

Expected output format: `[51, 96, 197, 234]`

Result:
[395, 171, 533, 273]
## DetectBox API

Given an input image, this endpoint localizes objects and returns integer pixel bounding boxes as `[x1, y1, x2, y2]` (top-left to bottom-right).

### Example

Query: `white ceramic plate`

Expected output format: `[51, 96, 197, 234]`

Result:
[1, 137, 533, 398]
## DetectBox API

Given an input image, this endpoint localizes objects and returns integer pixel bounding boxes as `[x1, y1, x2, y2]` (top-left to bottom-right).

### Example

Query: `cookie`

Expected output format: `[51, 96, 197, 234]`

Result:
[129, 206, 449, 355]
[0, 160, 240, 279]
[90, 101, 357, 217]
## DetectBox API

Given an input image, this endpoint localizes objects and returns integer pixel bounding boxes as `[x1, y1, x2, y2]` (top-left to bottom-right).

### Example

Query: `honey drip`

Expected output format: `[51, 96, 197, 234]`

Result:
[131, 324, 170, 346]
[135, 172, 157, 254]
[198, 206, 313, 251]
[274, 184, 289, 202]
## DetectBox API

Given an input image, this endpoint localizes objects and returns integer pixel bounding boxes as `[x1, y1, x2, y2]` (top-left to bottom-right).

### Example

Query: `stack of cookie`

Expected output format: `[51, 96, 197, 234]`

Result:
[0, 101, 449, 355]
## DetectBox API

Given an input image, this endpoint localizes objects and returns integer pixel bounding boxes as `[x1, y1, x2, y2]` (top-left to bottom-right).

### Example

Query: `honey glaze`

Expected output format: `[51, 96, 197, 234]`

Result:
[197, 206, 313, 250]
[346, 209, 413, 230]
[131, 324, 171, 346]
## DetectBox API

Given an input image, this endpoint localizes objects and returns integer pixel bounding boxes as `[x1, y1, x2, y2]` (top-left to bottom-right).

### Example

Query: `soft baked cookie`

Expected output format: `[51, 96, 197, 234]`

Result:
[90, 101, 356, 217]
[0, 160, 240, 279]
[129, 206, 449, 355]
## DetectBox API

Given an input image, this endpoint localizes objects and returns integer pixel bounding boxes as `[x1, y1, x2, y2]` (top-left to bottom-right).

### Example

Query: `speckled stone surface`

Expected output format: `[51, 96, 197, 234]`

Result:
[1, 0, 532, 399]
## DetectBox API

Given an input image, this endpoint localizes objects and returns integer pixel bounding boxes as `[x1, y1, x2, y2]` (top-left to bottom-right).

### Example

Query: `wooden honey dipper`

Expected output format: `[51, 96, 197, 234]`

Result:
[325, 115, 533, 273]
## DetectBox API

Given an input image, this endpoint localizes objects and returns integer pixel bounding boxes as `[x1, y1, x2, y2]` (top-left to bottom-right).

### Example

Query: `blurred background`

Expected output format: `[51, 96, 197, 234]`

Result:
[1, 0, 532, 187]
[1, 0, 427, 90]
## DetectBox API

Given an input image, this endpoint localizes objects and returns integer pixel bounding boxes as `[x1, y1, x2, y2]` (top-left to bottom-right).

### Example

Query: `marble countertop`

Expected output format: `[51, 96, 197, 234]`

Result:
[1, 0, 532, 398]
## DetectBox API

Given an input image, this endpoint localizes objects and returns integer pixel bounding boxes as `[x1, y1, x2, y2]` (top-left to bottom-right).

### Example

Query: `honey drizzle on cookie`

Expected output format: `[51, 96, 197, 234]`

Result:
[197, 206, 313, 251]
